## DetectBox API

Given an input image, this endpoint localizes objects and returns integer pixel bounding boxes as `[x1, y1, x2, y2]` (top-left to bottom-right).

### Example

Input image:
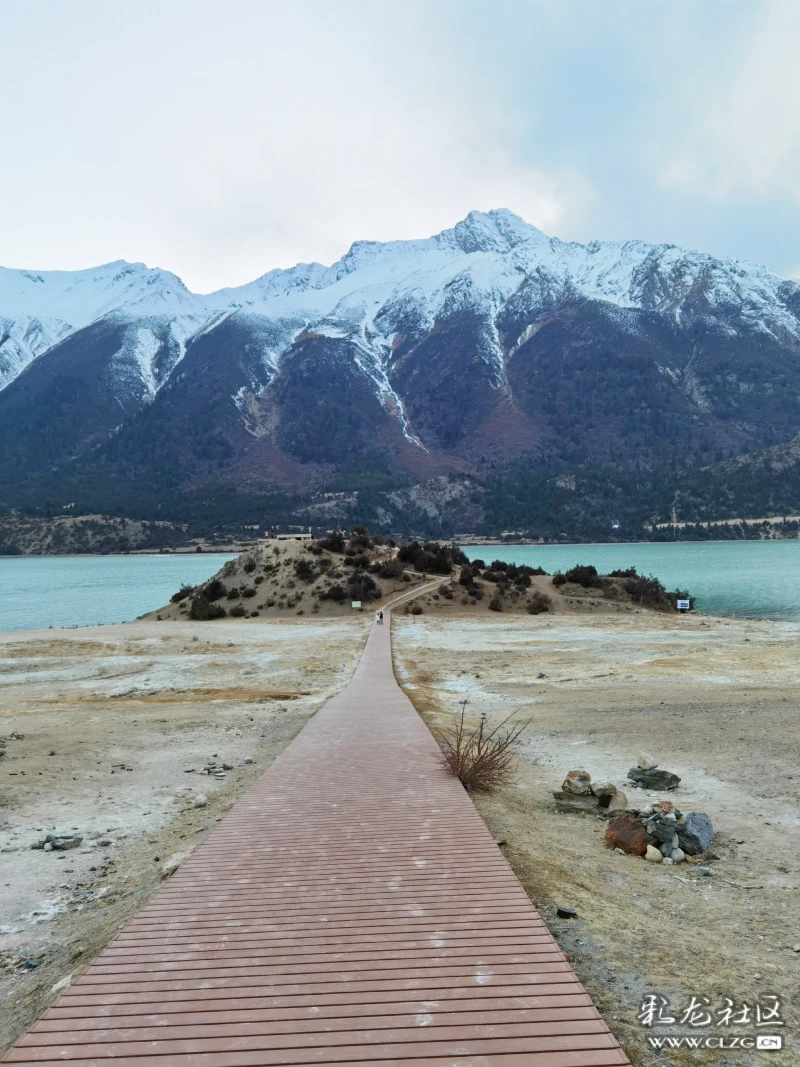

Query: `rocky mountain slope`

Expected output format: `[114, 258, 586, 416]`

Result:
[2, 209, 800, 535]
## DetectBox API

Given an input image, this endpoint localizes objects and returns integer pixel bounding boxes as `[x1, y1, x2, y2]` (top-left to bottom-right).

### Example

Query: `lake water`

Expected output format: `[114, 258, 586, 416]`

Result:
[462, 540, 800, 621]
[0, 554, 236, 632]
[1, 542, 799, 632]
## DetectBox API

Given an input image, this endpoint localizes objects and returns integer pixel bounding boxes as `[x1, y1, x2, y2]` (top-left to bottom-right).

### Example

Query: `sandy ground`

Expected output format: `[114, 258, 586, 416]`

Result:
[392, 612, 800, 1066]
[0, 617, 369, 1050]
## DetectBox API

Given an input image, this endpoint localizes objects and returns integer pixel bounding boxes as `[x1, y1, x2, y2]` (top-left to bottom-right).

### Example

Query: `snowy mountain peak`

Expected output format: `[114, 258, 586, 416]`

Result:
[2, 210, 800, 399]
[447, 208, 544, 255]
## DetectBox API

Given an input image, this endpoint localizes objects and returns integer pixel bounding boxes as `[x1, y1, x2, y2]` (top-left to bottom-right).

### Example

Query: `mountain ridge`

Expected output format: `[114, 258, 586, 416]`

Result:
[2, 209, 800, 537]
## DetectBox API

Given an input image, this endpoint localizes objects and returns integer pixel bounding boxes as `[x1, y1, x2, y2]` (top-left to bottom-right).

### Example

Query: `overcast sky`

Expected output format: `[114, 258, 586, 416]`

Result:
[0, 0, 797, 291]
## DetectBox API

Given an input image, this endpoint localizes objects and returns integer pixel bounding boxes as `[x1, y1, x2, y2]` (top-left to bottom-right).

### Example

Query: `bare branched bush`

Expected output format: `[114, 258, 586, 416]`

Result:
[436, 708, 531, 791]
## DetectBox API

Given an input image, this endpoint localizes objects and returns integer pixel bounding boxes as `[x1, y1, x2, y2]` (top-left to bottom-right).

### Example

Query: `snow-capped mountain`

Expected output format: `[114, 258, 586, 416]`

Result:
[2, 209, 800, 531]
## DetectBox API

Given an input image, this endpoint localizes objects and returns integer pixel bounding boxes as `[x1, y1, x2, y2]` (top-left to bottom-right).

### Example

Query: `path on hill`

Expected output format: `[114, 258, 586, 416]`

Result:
[3, 614, 628, 1067]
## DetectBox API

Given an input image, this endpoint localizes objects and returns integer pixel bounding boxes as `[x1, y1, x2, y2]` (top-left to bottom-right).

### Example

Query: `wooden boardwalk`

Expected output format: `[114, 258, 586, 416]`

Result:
[3, 614, 628, 1067]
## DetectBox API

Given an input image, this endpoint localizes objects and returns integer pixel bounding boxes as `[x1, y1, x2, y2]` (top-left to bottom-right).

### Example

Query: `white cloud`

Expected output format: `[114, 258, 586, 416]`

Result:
[659, 0, 800, 203]
[0, 1, 592, 291]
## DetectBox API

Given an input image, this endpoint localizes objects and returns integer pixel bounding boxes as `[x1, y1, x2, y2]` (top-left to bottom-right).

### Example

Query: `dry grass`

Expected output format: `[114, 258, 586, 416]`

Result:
[436, 705, 531, 791]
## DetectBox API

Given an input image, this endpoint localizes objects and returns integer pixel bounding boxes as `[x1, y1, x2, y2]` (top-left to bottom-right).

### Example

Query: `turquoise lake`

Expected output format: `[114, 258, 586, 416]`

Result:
[462, 540, 800, 621]
[1, 542, 799, 631]
[0, 554, 236, 632]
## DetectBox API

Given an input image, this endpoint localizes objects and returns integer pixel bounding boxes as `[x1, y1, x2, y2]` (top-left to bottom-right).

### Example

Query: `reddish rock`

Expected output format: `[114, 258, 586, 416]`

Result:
[605, 813, 656, 856]
[562, 769, 592, 795]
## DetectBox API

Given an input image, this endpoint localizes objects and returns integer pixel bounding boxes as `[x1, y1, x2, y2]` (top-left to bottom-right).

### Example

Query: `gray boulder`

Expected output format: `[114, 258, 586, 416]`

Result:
[627, 767, 681, 790]
[677, 812, 713, 855]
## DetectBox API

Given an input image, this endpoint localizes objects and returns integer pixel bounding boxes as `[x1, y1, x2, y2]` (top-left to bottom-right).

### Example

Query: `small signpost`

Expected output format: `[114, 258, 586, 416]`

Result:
[351, 601, 362, 610]
[676, 598, 691, 613]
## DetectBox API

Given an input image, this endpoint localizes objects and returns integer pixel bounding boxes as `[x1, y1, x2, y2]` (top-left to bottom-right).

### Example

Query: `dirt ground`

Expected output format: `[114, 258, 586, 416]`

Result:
[392, 612, 800, 1066]
[0, 617, 369, 1050]
[2, 606, 799, 1065]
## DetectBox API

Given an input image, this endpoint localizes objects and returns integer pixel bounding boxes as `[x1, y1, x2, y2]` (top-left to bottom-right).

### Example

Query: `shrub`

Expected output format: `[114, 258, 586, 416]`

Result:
[319, 531, 345, 553]
[254, 575, 264, 584]
[294, 559, 316, 582]
[320, 583, 346, 602]
[242, 587, 257, 598]
[379, 557, 406, 579]
[564, 564, 602, 588]
[250, 610, 259, 617]
[204, 578, 226, 601]
[436, 709, 531, 791]
[527, 590, 552, 614]
[411, 605, 423, 615]
[347, 572, 380, 602]
[189, 595, 226, 620]
[226, 587, 239, 600]
[609, 567, 638, 578]
[229, 605, 246, 617]
[243, 557, 256, 573]
[552, 571, 566, 587]
[170, 584, 196, 603]
[488, 596, 502, 612]
[397, 540, 464, 575]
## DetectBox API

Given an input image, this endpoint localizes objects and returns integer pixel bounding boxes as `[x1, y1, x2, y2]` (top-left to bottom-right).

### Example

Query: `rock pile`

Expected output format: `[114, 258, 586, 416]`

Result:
[606, 802, 714, 864]
[553, 770, 628, 815]
[201, 759, 232, 780]
[554, 760, 714, 866]
[30, 833, 83, 852]
[626, 751, 681, 790]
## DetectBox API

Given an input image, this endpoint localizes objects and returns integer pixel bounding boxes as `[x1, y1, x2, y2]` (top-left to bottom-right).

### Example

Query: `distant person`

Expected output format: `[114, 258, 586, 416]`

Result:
[376, 610, 384, 625]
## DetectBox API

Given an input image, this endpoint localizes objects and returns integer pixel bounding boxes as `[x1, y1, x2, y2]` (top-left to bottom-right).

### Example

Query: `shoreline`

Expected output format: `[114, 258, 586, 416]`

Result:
[460, 537, 800, 548]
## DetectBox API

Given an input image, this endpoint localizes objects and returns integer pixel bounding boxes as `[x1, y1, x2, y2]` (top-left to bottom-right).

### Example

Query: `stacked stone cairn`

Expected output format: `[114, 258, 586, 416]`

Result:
[554, 752, 714, 866]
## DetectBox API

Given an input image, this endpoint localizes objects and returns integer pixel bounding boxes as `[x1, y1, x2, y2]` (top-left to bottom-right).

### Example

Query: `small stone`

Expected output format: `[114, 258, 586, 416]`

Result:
[43, 842, 53, 851]
[792, 943, 800, 952]
[637, 752, 658, 770]
[604, 790, 628, 813]
[662, 857, 674, 865]
[553, 792, 601, 814]
[627, 768, 681, 791]
[161, 850, 191, 878]
[51, 974, 72, 994]
[48, 751, 56, 757]
[562, 770, 592, 795]
[193, 794, 208, 808]
[606, 813, 656, 856]
[244, 758, 254, 765]
[221, 763, 233, 771]
[696, 866, 713, 877]
[647, 817, 679, 844]
[590, 781, 617, 799]
[614, 847, 626, 855]
[645, 844, 663, 862]
[556, 906, 577, 918]
[671, 847, 685, 862]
